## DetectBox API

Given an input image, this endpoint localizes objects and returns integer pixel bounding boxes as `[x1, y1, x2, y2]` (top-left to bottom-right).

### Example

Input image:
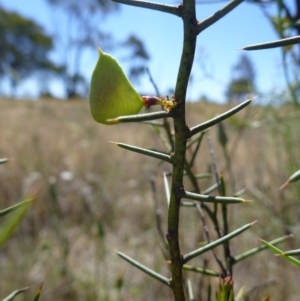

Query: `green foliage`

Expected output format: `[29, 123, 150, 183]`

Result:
[0, 158, 37, 300]
[0, 198, 33, 247]
[89, 47, 144, 124]
[2, 0, 300, 300]
[1, 99, 299, 300]
[216, 276, 234, 301]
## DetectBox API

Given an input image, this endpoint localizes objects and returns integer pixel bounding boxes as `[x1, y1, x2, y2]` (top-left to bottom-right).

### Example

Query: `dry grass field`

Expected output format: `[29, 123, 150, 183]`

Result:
[0, 98, 299, 300]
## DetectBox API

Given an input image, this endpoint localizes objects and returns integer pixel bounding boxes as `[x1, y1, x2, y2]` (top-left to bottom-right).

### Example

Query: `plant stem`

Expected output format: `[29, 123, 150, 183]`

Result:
[167, 0, 197, 299]
[111, 0, 181, 16]
[195, 0, 244, 34]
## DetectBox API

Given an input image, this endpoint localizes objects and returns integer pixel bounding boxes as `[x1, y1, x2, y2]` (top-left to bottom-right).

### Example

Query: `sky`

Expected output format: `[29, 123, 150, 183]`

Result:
[0, 0, 295, 102]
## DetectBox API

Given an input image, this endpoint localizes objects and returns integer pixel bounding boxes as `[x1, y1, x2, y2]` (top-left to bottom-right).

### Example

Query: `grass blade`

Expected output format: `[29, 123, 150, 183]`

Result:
[2, 287, 29, 301]
[0, 199, 33, 217]
[32, 284, 43, 301]
[0, 197, 33, 247]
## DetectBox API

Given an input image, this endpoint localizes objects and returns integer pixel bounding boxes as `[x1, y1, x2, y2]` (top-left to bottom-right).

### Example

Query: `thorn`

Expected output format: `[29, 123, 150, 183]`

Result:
[38, 283, 44, 293]
[279, 181, 289, 190]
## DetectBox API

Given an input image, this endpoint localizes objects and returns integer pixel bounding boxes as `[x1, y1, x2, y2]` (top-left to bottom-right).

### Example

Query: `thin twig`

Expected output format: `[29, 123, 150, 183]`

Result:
[189, 131, 206, 168]
[185, 158, 201, 193]
[244, 279, 276, 301]
[207, 134, 221, 196]
[146, 67, 160, 96]
[195, 203, 227, 275]
[208, 135, 232, 275]
[206, 134, 222, 238]
[195, 0, 245, 34]
[111, 0, 181, 16]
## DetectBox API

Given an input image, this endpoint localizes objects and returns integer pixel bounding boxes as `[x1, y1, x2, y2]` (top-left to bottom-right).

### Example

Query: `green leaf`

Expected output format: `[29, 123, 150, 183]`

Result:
[216, 276, 234, 301]
[89, 47, 144, 125]
[0, 199, 32, 217]
[32, 284, 43, 301]
[2, 287, 29, 301]
[0, 197, 33, 247]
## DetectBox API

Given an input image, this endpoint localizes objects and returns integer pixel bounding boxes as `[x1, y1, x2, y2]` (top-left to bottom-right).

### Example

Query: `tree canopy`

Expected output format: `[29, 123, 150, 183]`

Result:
[225, 54, 256, 103]
[45, 0, 119, 98]
[0, 6, 60, 94]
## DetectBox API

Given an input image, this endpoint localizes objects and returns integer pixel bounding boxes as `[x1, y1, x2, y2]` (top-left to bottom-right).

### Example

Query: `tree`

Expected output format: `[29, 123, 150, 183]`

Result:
[45, 0, 119, 98]
[121, 34, 150, 84]
[225, 54, 256, 102]
[0, 6, 60, 96]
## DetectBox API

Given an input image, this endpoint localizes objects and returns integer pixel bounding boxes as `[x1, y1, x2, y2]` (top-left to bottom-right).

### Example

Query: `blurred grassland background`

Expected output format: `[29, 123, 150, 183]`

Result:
[0, 98, 300, 300]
